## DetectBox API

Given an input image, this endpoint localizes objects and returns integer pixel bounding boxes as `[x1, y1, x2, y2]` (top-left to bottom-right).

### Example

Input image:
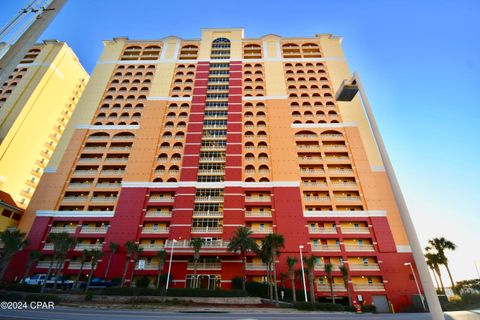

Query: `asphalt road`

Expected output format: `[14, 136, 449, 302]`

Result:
[0, 307, 479, 320]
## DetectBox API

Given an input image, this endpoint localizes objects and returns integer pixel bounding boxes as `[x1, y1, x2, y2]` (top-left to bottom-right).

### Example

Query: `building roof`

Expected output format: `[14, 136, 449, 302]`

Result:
[0, 190, 23, 213]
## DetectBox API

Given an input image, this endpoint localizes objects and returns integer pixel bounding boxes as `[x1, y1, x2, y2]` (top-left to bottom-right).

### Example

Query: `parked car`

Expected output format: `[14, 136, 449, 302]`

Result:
[23, 274, 74, 289]
[80, 278, 112, 289]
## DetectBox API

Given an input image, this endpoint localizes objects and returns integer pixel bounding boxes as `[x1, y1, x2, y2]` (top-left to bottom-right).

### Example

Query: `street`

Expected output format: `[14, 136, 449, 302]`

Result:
[0, 307, 479, 320]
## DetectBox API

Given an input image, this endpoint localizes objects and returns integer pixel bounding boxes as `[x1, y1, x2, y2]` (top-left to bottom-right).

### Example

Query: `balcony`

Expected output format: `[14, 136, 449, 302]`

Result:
[80, 226, 109, 234]
[311, 244, 341, 252]
[96, 183, 121, 189]
[317, 284, 346, 292]
[139, 243, 164, 251]
[199, 157, 226, 163]
[197, 169, 225, 175]
[91, 197, 117, 203]
[245, 196, 271, 202]
[341, 227, 369, 234]
[62, 196, 88, 202]
[191, 226, 223, 233]
[328, 169, 354, 175]
[300, 169, 325, 175]
[74, 243, 103, 251]
[298, 156, 322, 162]
[323, 145, 347, 151]
[36, 261, 55, 268]
[67, 183, 93, 189]
[353, 283, 385, 291]
[73, 170, 97, 176]
[331, 182, 357, 189]
[245, 263, 268, 271]
[325, 156, 350, 163]
[43, 243, 54, 250]
[320, 134, 344, 140]
[314, 264, 340, 271]
[149, 196, 174, 202]
[344, 244, 375, 252]
[68, 262, 91, 270]
[50, 226, 77, 233]
[192, 211, 224, 218]
[304, 196, 330, 202]
[141, 226, 169, 234]
[145, 211, 172, 218]
[302, 182, 328, 188]
[100, 170, 125, 176]
[187, 262, 222, 270]
[249, 226, 273, 234]
[308, 227, 336, 234]
[135, 263, 159, 271]
[164, 239, 229, 249]
[334, 196, 361, 202]
[245, 211, 272, 218]
[194, 196, 224, 202]
[349, 263, 380, 271]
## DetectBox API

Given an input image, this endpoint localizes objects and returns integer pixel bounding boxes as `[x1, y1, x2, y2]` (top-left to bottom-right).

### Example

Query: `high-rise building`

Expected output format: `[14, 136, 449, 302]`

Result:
[0, 40, 89, 214]
[14, 29, 422, 311]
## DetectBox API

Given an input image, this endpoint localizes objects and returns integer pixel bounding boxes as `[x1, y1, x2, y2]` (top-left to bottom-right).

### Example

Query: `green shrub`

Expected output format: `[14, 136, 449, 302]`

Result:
[136, 276, 151, 288]
[5, 283, 41, 292]
[361, 304, 377, 313]
[85, 291, 93, 301]
[167, 288, 247, 297]
[344, 305, 356, 312]
[245, 281, 269, 298]
[24, 294, 61, 303]
[0, 292, 23, 301]
[111, 278, 122, 287]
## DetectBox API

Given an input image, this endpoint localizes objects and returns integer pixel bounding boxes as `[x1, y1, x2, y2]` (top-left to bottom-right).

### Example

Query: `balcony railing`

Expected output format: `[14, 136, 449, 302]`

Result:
[245, 263, 268, 271]
[308, 227, 336, 234]
[36, 261, 56, 268]
[139, 244, 164, 251]
[187, 262, 221, 270]
[50, 226, 77, 233]
[91, 197, 117, 202]
[74, 243, 103, 251]
[145, 211, 172, 218]
[68, 262, 91, 270]
[164, 239, 229, 249]
[62, 196, 88, 202]
[192, 211, 224, 218]
[311, 244, 341, 252]
[317, 284, 346, 292]
[194, 196, 224, 202]
[349, 264, 380, 271]
[353, 283, 385, 291]
[141, 227, 169, 234]
[80, 226, 109, 234]
[328, 169, 354, 175]
[67, 183, 93, 189]
[314, 264, 340, 271]
[304, 196, 330, 202]
[334, 196, 361, 202]
[341, 227, 369, 234]
[245, 211, 272, 217]
[245, 196, 271, 202]
[249, 227, 273, 234]
[135, 263, 159, 270]
[191, 226, 223, 233]
[302, 182, 328, 188]
[149, 196, 174, 202]
[344, 244, 375, 252]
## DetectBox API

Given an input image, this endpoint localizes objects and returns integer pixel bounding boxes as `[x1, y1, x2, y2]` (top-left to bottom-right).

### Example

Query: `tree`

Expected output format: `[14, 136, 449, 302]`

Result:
[41, 232, 75, 293]
[339, 265, 352, 306]
[128, 243, 143, 287]
[74, 249, 89, 289]
[155, 250, 167, 290]
[279, 272, 288, 288]
[295, 268, 306, 301]
[425, 252, 445, 293]
[286, 256, 298, 302]
[227, 226, 258, 291]
[303, 255, 317, 305]
[85, 249, 104, 292]
[324, 263, 336, 304]
[189, 238, 205, 288]
[0, 228, 28, 283]
[425, 254, 440, 289]
[259, 243, 273, 300]
[426, 237, 457, 289]
[104, 241, 118, 279]
[262, 233, 285, 306]
[22, 250, 41, 281]
[121, 241, 136, 287]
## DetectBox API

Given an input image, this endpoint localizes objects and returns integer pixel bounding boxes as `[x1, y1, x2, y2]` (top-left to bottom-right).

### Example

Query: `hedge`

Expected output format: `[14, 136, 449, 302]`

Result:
[5, 283, 41, 293]
[101, 287, 247, 297]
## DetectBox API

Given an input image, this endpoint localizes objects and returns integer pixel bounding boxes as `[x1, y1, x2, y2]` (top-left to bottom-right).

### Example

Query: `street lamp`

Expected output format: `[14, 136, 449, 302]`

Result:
[405, 262, 427, 311]
[165, 239, 177, 291]
[299, 245, 308, 302]
[336, 72, 443, 319]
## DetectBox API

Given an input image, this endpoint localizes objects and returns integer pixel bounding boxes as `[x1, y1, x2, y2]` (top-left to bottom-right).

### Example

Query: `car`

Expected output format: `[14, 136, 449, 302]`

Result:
[23, 274, 46, 285]
[79, 278, 112, 289]
[23, 274, 74, 289]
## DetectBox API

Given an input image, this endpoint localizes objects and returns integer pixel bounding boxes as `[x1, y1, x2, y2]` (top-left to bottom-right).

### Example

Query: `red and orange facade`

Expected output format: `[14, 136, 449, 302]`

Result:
[11, 29, 421, 311]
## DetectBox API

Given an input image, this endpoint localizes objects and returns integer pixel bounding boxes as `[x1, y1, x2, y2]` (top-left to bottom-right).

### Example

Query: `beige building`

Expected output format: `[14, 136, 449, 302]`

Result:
[0, 40, 88, 213]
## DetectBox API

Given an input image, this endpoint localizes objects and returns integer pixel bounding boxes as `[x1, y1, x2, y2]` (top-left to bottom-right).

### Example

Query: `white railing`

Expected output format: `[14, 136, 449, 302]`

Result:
[320, 134, 344, 139]
[80, 226, 108, 234]
[50, 226, 77, 233]
[96, 183, 121, 188]
[74, 243, 103, 251]
[78, 158, 101, 163]
[164, 239, 229, 249]
[245, 196, 271, 202]
[36, 261, 55, 268]
[100, 170, 125, 175]
[298, 157, 322, 162]
[309, 227, 336, 234]
[341, 227, 369, 234]
[197, 169, 225, 175]
[62, 196, 88, 202]
[73, 170, 97, 176]
[353, 283, 385, 291]
[68, 262, 91, 270]
[323, 145, 347, 150]
[311, 244, 341, 252]
[141, 227, 169, 234]
[317, 284, 346, 292]
[344, 244, 375, 252]
[349, 264, 380, 271]
[191, 226, 223, 233]
[325, 157, 350, 162]
[139, 244, 164, 251]
[194, 196, 224, 202]
[135, 263, 159, 270]
[149, 196, 174, 202]
[314, 264, 340, 271]
[329, 169, 354, 175]
[145, 211, 172, 218]
[249, 227, 273, 234]
[302, 182, 328, 188]
[304, 196, 330, 202]
[335, 196, 361, 202]
[187, 262, 221, 270]
[67, 183, 93, 189]
[331, 182, 357, 188]
[300, 169, 325, 175]
[245, 263, 268, 271]
[192, 211, 224, 217]
[245, 211, 272, 217]
[91, 197, 117, 202]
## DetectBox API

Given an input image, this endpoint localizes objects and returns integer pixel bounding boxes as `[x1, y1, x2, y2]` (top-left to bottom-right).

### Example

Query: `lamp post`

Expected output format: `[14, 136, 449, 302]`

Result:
[405, 262, 427, 311]
[299, 245, 308, 302]
[165, 239, 177, 291]
[336, 72, 443, 319]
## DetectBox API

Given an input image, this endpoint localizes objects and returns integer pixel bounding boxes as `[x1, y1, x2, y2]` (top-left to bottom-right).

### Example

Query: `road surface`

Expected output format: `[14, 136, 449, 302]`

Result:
[0, 306, 479, 320]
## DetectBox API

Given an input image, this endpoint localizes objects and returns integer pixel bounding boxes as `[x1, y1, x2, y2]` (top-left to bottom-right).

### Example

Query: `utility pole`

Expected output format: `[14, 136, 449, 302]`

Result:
[0, 0, 68, 86]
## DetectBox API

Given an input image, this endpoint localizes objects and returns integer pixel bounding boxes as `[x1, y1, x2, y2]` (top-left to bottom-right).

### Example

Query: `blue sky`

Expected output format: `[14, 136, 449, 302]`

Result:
[1, 0, 479, 282]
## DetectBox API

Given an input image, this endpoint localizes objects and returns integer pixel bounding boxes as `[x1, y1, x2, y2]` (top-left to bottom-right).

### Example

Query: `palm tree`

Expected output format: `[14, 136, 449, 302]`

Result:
[189, 238, 205, 288]
[425, 254, 440, 289]
[85, 249, 104, 292]
[22, 250, 41, 281]
[259, 243, 273, 300]
[155, 250, 167, 290]
[41, 232, 75, 293]
[263, 233, 285, 306]
[295, 268, 305, 301]
[286, 256, 298, 302]
[426, 237, 457, 289]
[339, 265, 351, 306]
[104, 241, 118, 279]
[52, 234, 76, 290]
[128, 243, 143, 287]
[425, 252, 445, 293]
[324, 263, 335, 304]
[121, 241, 136, 287]
[0, 228, 28, 283]
[303, 255, 317, 305]
[227, 226, 258, 291]
[74, 249, 90, 289]
[279, 272, 288, 288]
